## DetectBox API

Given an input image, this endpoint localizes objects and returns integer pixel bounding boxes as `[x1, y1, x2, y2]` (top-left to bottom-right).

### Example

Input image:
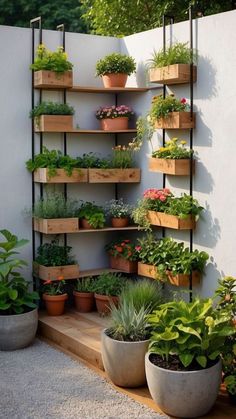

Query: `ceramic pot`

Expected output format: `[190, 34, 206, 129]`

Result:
[102, 73, 128, 88]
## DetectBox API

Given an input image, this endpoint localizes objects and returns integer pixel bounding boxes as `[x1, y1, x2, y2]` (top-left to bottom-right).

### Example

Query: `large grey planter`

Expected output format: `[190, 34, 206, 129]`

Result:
[101, 328, 149, 387]
[145, 352, 222, 418]
[0, 308, 38, 351]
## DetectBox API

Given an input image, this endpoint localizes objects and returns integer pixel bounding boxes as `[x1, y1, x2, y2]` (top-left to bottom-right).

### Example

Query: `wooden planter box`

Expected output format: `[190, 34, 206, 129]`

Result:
[149, 157, 194, 176]
[138, 262, 162, 280]
[149, 64, 197, 85]
[147, 211, 196, 230]
[34, 70, 73, 88]
[34, 115, 73, 132]
[88, 168, 141, 183]
[34, 168, 88, 183]
[33, 263, 80, 280]
[109, 255, 137, 273]
[167, 270, 201, 286]
[155, 112, 195, 129]
[34, 218, 79, 234]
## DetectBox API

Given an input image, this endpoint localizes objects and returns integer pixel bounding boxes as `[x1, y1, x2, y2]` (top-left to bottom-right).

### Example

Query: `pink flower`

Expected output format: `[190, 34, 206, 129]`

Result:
[181, 98, 187, 104]
[159, 195, 166, 202]
[135, 246, 141, 251]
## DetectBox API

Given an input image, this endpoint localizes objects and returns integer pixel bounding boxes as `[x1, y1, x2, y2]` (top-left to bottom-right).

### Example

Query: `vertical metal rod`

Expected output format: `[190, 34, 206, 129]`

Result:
[114, 93, 118, 200]
[189, 6, 194, 301]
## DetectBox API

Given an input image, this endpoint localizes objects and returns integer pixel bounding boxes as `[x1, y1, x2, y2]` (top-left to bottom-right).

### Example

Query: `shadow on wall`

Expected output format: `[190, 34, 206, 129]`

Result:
[194, 113, 213, 147]
[196, 55, 218, 100]
[194, 202, 221, 249]
[136, 61, 149, 87]
[193, 160, 214, 193]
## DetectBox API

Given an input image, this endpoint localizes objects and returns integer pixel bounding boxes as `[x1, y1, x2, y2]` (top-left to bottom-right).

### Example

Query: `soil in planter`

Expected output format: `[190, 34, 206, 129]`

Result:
[149, 353, 218, 372]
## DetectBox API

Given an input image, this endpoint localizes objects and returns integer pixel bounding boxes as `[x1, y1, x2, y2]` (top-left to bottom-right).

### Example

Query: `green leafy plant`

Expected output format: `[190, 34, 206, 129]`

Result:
[148, 42, 197, 68]
[105, 239, 139, 262]
[105, 199, 132, 218]
[120, 279, 163, 313]
[0, 230, 39, 315]
[148, 298, 235, 370]
[150, 95, 189, 121]
[95, 53, 136, 76]
[111, 144, 138, 168]
[74, 277, 95, 293]
[224, 375, 236, 396]
[92, 272, 127, 296]
[42, 277, 66, 295]
[30, 102, 74, 118]
[33, 193, 78, 219]
[152, 137, 193, 159]
[35, 240, 76, 266]
[78, 201, 106, 228]
[30, 44, 73, 73]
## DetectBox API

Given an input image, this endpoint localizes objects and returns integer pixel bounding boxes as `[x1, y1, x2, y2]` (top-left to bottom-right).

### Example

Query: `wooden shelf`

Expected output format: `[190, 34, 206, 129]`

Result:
[79, 268, 121, 278]
[77, 226, 141, 233]
[34, 84, 148, 93]
[35, 128, 137, 134]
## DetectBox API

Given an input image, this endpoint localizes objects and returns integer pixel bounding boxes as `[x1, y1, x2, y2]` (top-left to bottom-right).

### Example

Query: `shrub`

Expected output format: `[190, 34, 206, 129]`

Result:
[95, 53, 136, 76]
[30, 44, 73, 73]
[35, 240, 76, 266]
[30, 102, 74, 118]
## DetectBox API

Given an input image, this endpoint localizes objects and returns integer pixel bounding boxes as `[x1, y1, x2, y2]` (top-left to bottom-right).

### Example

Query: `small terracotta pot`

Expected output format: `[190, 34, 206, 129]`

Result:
[80, 218, 94, 229]
[100, 117, 129, 131]
[43, 293, 68, 316]
[102, 73, 128, 88]
[94, 294, 119, 315]
[73, 291, 95, 313]
[111, 217, 129, 228]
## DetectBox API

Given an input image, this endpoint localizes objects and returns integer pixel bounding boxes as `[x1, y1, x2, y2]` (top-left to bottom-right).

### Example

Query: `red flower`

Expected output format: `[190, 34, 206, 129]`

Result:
[43, 280, 52, 285]
[116, 246, 123, 252]
[181, 98, 187, 104]
[135, 246, 141, 251]
[159, 195, 166, 202]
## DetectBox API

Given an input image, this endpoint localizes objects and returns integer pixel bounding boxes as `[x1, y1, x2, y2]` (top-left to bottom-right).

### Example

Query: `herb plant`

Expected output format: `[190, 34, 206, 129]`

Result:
[30, 44, 73, 73]
[78, 201, 106, 228]
[30, 102, 74, 118]
[152, 137, 193, 159]
[35, 240, 76, 266]
[105, 239, 139, 261]
[95, 53, 136, 76]
[105, 199, 132, 218]
[95, 105, 133, 120]
[93, 272, 127, 296]
[74, 277, 95, 293]
[111, 144, 137, 168]
[150, 95, 189, 121]
[148, 42, 197, 68]
[33, 193, 78, 219]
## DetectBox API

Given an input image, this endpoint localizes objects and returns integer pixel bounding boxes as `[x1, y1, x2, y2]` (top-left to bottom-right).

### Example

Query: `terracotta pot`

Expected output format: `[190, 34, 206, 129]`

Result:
[102, 73, 128, 88]
[94, 294, 119, 315]
[109, 255, 137, 273]
[111, 217, 129, 228]
[73, 291, 95, 313]
[100, 117, 129, 131]
[43, 293, 68, 316]
[80, 218, 94, 229]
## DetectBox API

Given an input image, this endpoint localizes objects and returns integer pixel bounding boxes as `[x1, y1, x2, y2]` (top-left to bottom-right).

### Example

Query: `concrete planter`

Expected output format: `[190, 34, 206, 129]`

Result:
[145, 353, 222, 418]
[101, 328, 149, 387]
[0, 308, 38, 351]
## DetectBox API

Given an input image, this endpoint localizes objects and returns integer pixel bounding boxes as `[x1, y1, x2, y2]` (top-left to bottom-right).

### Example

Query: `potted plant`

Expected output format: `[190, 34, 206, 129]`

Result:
[145, 298, 235, 417]
[0, 230, 39, 350]
[101, 279, 163, 387]
[93, 272, 127, 315]
[95, 53, 136, 88]
[148, 42, 197, 84]
[73, 277, 95, 313]
[30, 44, 73, 88]
[34, 239, 80, 280]
[105, 199, 132, 227]
[77, 201, 106, 229]
[95, 105, 133, 130]
[26, 147, 88, 183]
[30, 101, 74, 132]
[149, 137, 194, 175]
[105, 239, 139, 273]
[149, 94, 195, 129]
[33, 193, 79, 234]
[132, 188, 203, 231]
[42, 276, 67, 316]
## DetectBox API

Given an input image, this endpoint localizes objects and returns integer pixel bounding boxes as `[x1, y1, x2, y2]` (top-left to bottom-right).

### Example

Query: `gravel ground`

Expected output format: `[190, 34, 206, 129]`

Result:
[0, 339, 168, 419]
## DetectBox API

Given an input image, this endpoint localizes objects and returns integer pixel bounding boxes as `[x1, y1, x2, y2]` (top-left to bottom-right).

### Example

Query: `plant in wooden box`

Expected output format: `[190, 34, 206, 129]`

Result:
[30, 44, 73, 88]
[149, 94, 195, 129]
[149, 137, 194, 176]
[73, 277, 95, 313]
[33, 193, 79, 234]
[77, 201, 106, 229]
[95, 53, 136, 87]
[105, 199, 132, 227]
[95, 105, 133, 130]
[105, 239, 139, 273]
[0, 230, 39, 350]
[148, 42, 197, 84]
[145, 298, 235, 418]
[26, 147, 88, 183]
[132, 188, 203, 231]
[42, 277, 67, 316]
[101, 279, 163, 387]
[30, 102, 74, 132]
[34, 239, 79, 281]
[215, 276, 236, 404]
[93, 272, 127, 315]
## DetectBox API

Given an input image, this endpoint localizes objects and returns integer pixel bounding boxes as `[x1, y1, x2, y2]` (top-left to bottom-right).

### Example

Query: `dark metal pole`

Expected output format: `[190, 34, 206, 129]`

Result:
[189, 5, 194, 301]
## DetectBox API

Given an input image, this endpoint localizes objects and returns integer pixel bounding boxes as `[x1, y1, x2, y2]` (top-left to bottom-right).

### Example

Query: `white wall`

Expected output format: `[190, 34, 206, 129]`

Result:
[0, 10, 236, 295]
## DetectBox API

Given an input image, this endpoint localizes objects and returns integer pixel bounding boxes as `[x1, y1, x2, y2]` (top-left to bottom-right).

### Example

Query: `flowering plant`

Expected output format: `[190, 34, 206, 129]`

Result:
[152, 137, 193, 159]
[149, 94, 189, 121]
[105, 199, 132, 218]
[43, 276, 66, 295]
[30, 44, 73, 73]
[95, 105, 133, 120]
[105, 239, 139, 261]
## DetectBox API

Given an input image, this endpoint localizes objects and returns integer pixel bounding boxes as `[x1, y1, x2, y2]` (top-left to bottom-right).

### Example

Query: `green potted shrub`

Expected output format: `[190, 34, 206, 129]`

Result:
[73, 277, 95, 313]
[30, 44, 73, 88]
[95, 53, 136, 88]
[42, 277, 67, 316]
[92, 272, 127, 314]
[101, 279, 163, 387]
[77, 201, 106, 229]
[34, 239, 80, 280]
[105, 198, 132, 227]
[145, 298, 235, 417]
[148, 42, 197, 84]
[0, 230, 39, 350]
[105, 238, 139, 273]
[30, 101, 75, 132]
[95, 105, 133, 130]
[149, 94, 195, 129]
